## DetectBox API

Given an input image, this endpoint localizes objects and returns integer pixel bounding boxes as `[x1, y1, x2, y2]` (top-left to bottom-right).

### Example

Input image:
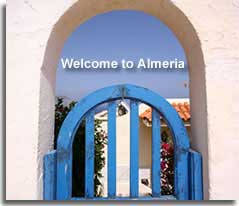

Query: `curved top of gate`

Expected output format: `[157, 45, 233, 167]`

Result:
[57, 84, 190, 152]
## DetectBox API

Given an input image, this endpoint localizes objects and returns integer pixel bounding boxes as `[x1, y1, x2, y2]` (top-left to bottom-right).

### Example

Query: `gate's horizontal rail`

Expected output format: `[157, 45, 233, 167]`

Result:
[71, 195, 176, 200]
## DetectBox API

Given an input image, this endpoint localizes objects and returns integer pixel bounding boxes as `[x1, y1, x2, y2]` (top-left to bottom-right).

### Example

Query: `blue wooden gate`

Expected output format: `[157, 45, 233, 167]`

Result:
[43, 84, 203, 200]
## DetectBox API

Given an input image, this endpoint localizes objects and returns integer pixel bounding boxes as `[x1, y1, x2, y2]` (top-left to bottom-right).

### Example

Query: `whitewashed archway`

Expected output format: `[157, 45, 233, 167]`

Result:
[39, 0, 208, 199]
[10, 0, 239, 200]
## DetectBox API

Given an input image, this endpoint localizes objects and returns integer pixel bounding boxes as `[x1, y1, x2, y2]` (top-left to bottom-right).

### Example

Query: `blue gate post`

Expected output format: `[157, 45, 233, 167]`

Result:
[189, 150, 203, 200]
[43, 150, 57, 200]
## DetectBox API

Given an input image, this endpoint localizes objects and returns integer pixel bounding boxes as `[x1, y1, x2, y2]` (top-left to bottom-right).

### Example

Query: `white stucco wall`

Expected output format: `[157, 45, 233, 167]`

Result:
[6, 0, 239, 200]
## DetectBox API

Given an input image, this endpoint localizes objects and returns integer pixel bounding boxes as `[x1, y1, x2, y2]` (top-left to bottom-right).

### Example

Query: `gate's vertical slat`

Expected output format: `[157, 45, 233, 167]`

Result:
[108, 102, 117, 197]
[85, 111, 95, 198]
[130, 100, 139, 198]
[152, 109, 161, 197]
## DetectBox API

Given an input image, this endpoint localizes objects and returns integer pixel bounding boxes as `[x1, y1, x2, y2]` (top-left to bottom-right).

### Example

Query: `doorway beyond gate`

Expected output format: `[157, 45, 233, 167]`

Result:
[43, 84, 203, 200]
